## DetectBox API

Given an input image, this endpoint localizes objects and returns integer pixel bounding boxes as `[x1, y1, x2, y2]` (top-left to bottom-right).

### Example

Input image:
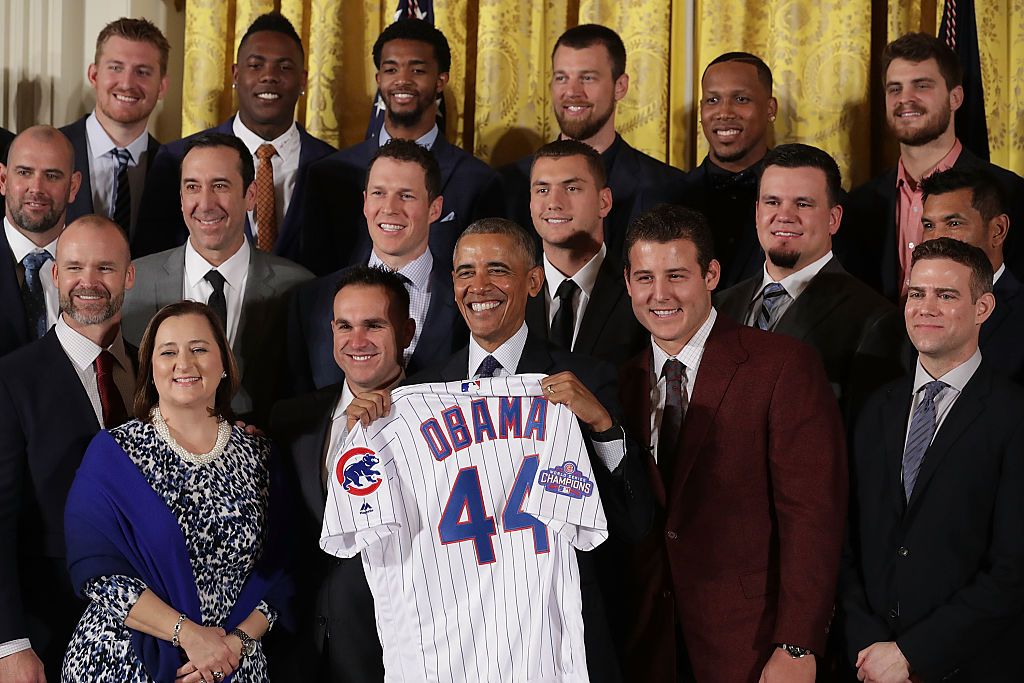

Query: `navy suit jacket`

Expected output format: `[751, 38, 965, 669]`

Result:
[0, 330, 136, 678]
[285, 244, 468, 395]
[132, 117, 335, 263]
[841, 363, 1024, 681]
[982, 268, 1024, 385]
[501, 135, 686, 260]
[838, 147, 1024, 300]
[299, 132, 503, 276]
[0, 231, 31, 358]
[60, 115, 161, 237]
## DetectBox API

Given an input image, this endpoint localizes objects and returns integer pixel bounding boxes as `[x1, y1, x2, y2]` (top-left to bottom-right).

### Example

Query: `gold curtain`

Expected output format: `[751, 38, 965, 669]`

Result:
[182, 0, 1024, 184]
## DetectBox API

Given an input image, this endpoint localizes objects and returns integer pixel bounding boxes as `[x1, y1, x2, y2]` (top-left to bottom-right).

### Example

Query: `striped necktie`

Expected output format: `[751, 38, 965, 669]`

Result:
[902, 380, 948, 501]
[756, 282, 788, 330]
[112, 148, 132, 233]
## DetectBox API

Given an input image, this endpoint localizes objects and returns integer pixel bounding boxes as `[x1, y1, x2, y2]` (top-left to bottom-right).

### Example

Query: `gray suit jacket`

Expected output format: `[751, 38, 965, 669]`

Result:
[122, 245, 313, 425]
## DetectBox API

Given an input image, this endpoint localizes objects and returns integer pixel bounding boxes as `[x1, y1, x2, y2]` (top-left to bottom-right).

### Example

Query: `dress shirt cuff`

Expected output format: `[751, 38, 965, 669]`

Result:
[0, 638, 32, 659]
[589, 425, 626, 471]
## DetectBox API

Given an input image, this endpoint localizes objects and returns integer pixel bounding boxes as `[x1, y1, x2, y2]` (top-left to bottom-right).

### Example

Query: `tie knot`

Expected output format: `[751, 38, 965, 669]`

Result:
[762, 282, 787, 300]
[554, 279, 579, 302]
[920, 380, 948, 403]
[256, 143, 276, 161]
[476, 355, 502, 378]
[662, 358, 686, 382]
[204, 269, 227, 291]
[113, 148, 131, 166]
[22, 250, 51, 272]
[95, 349, 116, 374]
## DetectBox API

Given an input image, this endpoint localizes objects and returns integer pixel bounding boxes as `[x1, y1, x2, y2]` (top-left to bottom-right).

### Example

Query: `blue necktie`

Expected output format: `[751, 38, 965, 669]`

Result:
[112, 148, 132, 233]
[21, 250, 51, 339]
[902, 380, 948, 501]
[476, 355, 501, 378]
[756, 282, 788, 330]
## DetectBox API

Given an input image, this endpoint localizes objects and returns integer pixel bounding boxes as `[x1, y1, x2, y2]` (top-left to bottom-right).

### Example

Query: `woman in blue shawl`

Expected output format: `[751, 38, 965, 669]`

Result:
[63, 301, 289, 683]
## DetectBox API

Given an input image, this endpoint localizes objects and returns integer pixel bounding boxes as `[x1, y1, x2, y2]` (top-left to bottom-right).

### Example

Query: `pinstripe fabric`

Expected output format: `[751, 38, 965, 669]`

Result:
[902, 380, 948, 501]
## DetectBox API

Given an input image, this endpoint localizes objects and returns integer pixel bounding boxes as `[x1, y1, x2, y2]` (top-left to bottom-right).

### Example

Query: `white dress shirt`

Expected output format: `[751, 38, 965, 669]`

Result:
[543, 244, 606, 349]
[183, 238, 250, 345]
[54, 316, 134, 427]
[4, 217, 59, 330]
[85, 112, 149, 234]
[745, 251, 834, 328]
[232, 117, 301, 242]
[369, 247, 433, 362]
[904, 349, 982, 451]
[993, 263, 1006, 286]
[649, 308, 717, 458]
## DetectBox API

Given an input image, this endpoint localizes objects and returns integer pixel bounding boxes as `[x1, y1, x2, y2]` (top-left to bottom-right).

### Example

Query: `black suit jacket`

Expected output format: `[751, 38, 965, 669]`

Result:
[982, 268, 1024, 385]
[525, 251, 646, 366]
[285, 245, 468, 395]
[60, 115, 161, 237]
[501, 134, 686, 260]
[132, 117, 336, 263]
[838, 146, 1024, 300]
[714, 257, 905, 417]
[299, 133, 503, 276]
[268, 385, 384, 683]
[840, 363, 1024, 681]
[0, 231, 31, 358]
[0, 330, 136, 678]
[410, 335, 655, 683]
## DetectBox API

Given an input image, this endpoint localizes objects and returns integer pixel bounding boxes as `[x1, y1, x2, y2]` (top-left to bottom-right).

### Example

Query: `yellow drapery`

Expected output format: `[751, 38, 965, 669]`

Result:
[182, 1, 1024, 185]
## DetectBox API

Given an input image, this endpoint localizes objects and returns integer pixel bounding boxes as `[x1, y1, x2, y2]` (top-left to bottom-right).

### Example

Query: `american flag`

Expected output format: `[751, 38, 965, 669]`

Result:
[939, 0, 989, 161]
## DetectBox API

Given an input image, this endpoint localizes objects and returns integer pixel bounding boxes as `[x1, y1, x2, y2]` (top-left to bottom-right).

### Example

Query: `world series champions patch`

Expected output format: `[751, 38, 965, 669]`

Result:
[336, 446, 383, 496]
[538, 461, 594, 499]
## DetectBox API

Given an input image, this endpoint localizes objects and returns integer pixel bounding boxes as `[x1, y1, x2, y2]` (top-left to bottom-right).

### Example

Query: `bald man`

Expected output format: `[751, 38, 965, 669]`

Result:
[0, 215, 136, 681]
[0, 126, 82, 358]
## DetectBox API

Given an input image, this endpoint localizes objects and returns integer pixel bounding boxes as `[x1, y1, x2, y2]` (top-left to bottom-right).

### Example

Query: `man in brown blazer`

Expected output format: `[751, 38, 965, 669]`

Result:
[616, 204, 847, 683]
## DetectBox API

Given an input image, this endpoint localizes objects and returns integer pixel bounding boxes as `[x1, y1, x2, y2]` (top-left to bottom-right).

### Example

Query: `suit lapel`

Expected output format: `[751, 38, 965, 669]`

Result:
[440, 347, 471, 382]
[515, 335, 556, 374]
[879, 169, 900, 299]
[879, 378, 914, 518]
[0, 234, 29, 344]
[774, 258, 848, 339]
[159, 247, 186, 303]
[574, 256, 624, 357]
[295, 387, 341, 516]
[525, 293, 550, 342]
[411, 255, 456, 369]
[619, 347, 667, 505]
[982, 269, 1021, 345]
[44, 331, 101, 433]
[234, 249, 277, 380]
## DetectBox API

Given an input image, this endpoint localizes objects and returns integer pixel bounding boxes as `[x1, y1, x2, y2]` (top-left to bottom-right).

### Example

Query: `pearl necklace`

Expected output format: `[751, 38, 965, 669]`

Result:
[151, 406, 231, 465]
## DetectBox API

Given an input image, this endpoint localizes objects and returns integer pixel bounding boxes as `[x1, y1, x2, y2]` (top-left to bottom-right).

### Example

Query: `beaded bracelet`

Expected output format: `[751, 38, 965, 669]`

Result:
[171, 613, 188, 647]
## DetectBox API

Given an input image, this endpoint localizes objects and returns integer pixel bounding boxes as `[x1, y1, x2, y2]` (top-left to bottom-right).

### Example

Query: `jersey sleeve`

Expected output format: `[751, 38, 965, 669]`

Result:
[525, 403, 609, 551]
[320, 426, 401, 558]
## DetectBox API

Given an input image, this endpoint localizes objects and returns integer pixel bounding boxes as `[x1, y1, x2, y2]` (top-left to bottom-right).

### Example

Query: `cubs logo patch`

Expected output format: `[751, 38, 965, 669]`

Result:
[336, 446, 383, 496]
[537, 460, 594, 498]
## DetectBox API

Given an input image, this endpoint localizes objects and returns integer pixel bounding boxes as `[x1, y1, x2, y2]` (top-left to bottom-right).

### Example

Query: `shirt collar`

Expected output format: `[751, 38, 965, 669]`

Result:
[184, 237, 250, 291]
[912, 347, 982, 393]
[379, 122, 439, 150]
[369, 247, 433, 291]
[651, 308, 717, 377]
[993, 263, 1006, 285]
[543, 244, 606, 300]
[332, 370, 407, 421]
[753, 251, 834, 303]
[4, 217, 58, 263]
[86, 111, 148, 161]
[896, 139, 963, 189]
[468, 322, 530, 378]
[54, 314, 130, 372]
[232, 116, 301, 163]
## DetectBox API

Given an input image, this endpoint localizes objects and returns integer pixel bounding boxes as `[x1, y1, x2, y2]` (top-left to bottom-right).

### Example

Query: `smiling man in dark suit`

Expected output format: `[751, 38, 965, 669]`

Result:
[921, 168, 1024, 385]
[287, 139, 467, 395]
[715, 143, 903, 415]
[0, 216, 136, 681]
[61, 18, 169, 240]
[134, 12, 335, 263]
[299, 18, 502, 276]
[524, 139, 646, 365]
[840, 238, 1024, 682]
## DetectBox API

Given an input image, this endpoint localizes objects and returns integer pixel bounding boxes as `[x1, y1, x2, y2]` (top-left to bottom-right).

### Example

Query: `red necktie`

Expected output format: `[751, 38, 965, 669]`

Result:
[95, 350, 128, 428]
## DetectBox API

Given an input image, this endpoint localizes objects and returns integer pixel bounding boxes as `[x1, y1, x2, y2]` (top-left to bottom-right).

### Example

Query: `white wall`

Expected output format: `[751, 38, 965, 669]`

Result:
[0, 0, 185, 141]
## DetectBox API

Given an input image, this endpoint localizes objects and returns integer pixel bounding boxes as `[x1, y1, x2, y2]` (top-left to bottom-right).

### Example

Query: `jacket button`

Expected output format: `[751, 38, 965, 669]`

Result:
[317, 615, 327, 626]
[898, 546, 909, 557]
[666, 530, 678, 540]
[661, 589, 672, 599]
[888, 608, 898, 619]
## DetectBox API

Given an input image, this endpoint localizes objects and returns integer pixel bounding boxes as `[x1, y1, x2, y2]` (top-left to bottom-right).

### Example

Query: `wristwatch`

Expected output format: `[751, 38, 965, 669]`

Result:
[230, 628, 257, 659]
[778, 643, 813, 659]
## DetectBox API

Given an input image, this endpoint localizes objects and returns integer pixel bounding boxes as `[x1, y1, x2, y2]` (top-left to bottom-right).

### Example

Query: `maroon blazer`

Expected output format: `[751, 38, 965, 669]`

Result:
[617, 314, 847, 683]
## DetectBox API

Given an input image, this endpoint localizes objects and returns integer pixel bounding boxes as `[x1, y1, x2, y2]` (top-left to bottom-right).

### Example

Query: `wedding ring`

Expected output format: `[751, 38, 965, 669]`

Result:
[213, 672, 224, 682]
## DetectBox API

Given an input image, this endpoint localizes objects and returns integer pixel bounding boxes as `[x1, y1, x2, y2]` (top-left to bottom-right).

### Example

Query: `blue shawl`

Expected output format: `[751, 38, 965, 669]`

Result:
[64, 428, 292, 683]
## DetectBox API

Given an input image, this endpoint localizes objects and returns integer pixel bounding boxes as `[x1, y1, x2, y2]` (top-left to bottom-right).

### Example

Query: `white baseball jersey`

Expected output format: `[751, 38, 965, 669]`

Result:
[321, 375, 607, 683]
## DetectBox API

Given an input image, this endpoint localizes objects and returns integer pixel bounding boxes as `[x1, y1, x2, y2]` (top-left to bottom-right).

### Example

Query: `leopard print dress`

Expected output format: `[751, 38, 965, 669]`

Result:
[61, 419, 278, 682]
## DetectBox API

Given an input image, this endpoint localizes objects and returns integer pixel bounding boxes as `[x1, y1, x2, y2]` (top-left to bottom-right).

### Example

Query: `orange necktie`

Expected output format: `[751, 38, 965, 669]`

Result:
[255, 143, 277, 251]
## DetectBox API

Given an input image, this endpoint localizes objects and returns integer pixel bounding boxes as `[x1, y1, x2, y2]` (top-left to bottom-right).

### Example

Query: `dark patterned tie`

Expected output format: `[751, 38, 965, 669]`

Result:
[902, 380, 948, 501]
[204, 270, 228, 331]
[475, 355, 502, 378]
[95, 350, 128, 428]
[549, 279, 579, 350]
[112, 148, 132, 233]
[756, 282, 788, 330]
[658, 358, 688, 479]
[21, 250, 52, 339]
[254, 143, 277, 251]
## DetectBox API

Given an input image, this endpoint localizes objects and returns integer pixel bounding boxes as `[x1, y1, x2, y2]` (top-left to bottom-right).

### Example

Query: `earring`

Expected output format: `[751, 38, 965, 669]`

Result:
[769, 115, 776, 122]
[231, 83, 236, 89]
[221, 371, 227, 379]
[301, 89, 306, 96]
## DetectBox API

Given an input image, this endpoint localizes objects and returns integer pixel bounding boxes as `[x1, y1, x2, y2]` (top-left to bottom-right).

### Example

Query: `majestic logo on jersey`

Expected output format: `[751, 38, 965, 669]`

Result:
[359, 502, 374, 515]
[538, 460, 594, 498]
[337, 447, 383, 496]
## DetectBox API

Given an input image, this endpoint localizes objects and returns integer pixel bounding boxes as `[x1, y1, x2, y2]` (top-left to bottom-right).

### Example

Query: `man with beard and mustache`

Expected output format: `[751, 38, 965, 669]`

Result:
[715, 144, 902, 418]
[133, 12, 335, 264]
[501, 24, 685, 260]
[839, 32, 1024, 301]
[0, 215, 136, 682]
[300, 18, 502, 277]
[61, 18, 169, 240]
[0, 126, 82, 358]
